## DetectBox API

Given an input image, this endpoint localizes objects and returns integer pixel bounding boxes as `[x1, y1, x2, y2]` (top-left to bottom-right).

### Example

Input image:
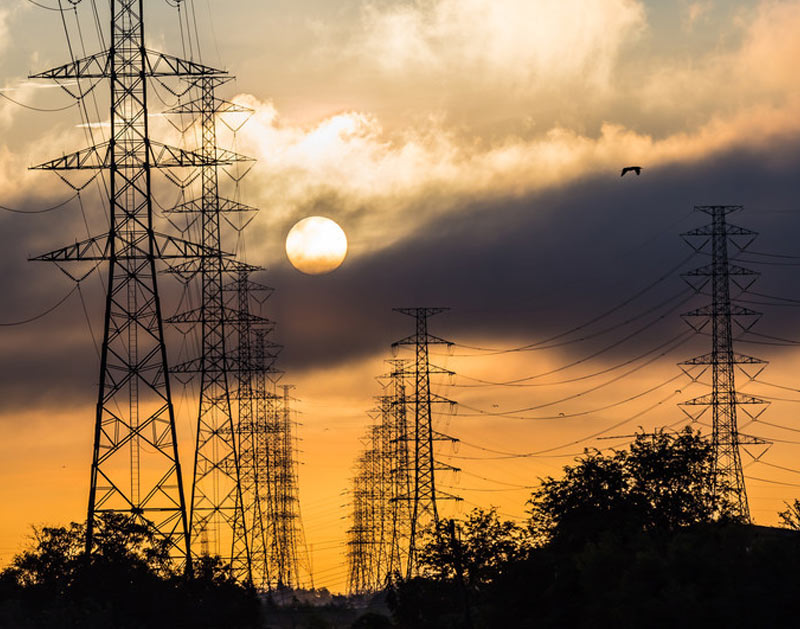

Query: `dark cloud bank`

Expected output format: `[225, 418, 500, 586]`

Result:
[2, 136, 800, 412]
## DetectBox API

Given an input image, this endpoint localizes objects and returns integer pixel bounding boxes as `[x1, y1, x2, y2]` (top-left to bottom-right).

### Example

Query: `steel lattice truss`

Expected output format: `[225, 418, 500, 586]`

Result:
[163, 78, 257, 578]
[29, 0, 236, 564]
[347, 311, 461, 592]
[223, 271, 309, 590]
[679, 206, 769, 522]
[392, 308, 461, 577]
[346, 363, 415, 593]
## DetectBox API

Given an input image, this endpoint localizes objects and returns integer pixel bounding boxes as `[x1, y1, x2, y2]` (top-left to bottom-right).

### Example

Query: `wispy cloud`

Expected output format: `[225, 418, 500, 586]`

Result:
[355, 0, 647, 90]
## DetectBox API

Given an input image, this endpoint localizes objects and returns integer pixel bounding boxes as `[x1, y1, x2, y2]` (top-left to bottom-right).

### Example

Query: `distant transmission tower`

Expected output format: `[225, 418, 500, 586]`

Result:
[218, 269, 275, 584]
[346, 361, 412, 593]
[384, 360, 413, 578]
[347, 461, 374, 594]
[391, 308, 460, 577]
[30, 0, 238, 562]
[679, 205, 768, 521]
[271, 384, 309, 589]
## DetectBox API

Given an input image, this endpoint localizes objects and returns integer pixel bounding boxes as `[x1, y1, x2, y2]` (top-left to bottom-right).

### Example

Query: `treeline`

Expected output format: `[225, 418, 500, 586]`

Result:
[0, 516, 260, 629]
[373, 429, 800, 629]
[3, 429, 800, 628]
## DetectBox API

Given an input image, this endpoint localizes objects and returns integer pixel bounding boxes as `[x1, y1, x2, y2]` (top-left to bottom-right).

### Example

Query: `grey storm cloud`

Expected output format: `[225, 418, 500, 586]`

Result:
[267, 135, 800, 371]
[2, 134, 800, 413]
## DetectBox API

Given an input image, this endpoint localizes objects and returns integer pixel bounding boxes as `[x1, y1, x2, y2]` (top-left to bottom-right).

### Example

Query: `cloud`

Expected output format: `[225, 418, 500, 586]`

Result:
[356, 0, 647, 89]
[684, 1, 713, 29]
[263, 134, 800, 373]
[227, 88, 800, 271]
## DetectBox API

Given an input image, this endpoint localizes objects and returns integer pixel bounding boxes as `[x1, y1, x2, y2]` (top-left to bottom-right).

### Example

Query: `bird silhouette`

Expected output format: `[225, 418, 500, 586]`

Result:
[621, 166, 642, 177]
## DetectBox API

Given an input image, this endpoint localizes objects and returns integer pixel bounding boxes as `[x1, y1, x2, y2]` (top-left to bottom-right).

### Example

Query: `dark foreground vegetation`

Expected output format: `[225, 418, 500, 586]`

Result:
[0, 516, 260, 629]
[3, 429, 799, 628]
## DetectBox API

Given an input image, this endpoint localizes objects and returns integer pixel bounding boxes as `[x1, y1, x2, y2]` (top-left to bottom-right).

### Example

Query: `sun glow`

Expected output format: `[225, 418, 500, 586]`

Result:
[285, 216, 348, 275]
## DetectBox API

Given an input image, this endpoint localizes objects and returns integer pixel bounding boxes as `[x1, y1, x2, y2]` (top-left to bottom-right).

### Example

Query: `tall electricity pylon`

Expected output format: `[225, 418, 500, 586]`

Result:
[679, 205, 768, 521]
[164, 76, 258, 578]
[30, 0, 240, 563]
[392, 308, 460, 577]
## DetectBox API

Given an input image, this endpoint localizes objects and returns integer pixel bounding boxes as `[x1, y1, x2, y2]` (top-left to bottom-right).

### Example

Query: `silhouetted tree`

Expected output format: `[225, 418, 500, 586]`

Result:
[0, 514, 259, 629]
[418, 507, 529, 590]
[527, 427, 736, 548]
[778, 499, 800, 530]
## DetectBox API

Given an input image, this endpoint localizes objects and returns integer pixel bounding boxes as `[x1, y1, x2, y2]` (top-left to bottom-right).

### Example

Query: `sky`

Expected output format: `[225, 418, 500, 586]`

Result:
[2, 0, 800, 592]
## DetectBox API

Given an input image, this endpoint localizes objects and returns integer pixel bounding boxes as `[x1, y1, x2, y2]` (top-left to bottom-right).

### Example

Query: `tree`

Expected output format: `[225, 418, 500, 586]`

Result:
[0, 515, 260, 629]
[417, 508, 529, 589]
[778, 499, 800, 530]
[527, 428, 735, 547]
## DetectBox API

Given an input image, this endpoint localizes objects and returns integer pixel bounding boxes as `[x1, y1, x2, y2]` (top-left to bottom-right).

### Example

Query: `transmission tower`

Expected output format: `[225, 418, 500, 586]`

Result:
[346, 362, 410, 593]
[391, 308, 460, 577]
[679, 205, 768, 521]
[163, 76, 259, 578]
[30, 0, 242, 562]
[271, 384, 309, 589]
[249, 326, 283, 590]
[347, 463, 374, 594]
[384, 360, 413, 579]
[212, 268, 275, 583]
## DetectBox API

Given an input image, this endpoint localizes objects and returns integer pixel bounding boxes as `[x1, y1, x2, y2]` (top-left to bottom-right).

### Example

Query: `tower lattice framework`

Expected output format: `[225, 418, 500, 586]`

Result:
[30, 0, 240, 563]
[679, 205, 768, 521]
[391, 308, 460, 578]
[164, 77, 258, 577]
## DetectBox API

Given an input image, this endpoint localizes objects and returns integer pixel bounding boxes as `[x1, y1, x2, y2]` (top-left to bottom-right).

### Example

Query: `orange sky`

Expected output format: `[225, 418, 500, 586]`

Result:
[3, 0, 800, 593]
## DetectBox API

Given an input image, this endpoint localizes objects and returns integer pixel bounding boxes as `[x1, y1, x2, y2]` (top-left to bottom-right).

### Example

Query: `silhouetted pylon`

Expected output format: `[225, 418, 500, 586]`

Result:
[391, 308, 461, 577]
[679, 205, 769, 521]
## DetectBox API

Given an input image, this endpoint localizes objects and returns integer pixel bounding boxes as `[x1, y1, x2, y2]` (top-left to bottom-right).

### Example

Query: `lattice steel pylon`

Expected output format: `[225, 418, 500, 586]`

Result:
[347, 465, 374, 594]
[164, 78, 258, 579]
[347, 363, 410, 594]
[384, 360, 413, 579]
[391, 308, 461, 577]
[679, 205, 769, 521]
[271, 384, 309, 589]
[29, 0, 242, 563]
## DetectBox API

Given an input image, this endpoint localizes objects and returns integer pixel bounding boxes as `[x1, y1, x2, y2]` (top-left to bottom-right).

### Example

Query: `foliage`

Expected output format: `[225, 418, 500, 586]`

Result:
[778, 498, 800, 530]
[0, 514, 260, 629]
[387, 428, 800, 628]
[527, 428, 736, 547]
[417, 507, 529, 589]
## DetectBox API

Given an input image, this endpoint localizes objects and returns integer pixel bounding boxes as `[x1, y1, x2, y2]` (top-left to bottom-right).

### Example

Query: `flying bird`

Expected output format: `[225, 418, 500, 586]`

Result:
[621, 166, 642, 177]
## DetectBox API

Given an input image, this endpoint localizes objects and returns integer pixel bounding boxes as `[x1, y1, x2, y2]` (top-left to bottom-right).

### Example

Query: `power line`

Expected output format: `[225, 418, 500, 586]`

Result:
[0, 285, 77, 326]
[451, 252, 696, 355]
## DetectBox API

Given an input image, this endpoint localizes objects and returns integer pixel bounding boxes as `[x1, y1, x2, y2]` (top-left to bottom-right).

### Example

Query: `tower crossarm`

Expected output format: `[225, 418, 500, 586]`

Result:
[166, 96, 253, 116]
[393, 332, 452, 348]
[680, 392, 769, 406]
[165, 197, 259, 214]
[162, 258, 262, 280]
[682, 304, 761, 318]
[30, 233, 230, 262]
[681, 224, 757, 238]
[680, 353, 767, 366]
[166, 306, 274, 326]
[31, 142, 251, 171]
[683, 263, 759, 278]
[30, 49, 226, 80]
